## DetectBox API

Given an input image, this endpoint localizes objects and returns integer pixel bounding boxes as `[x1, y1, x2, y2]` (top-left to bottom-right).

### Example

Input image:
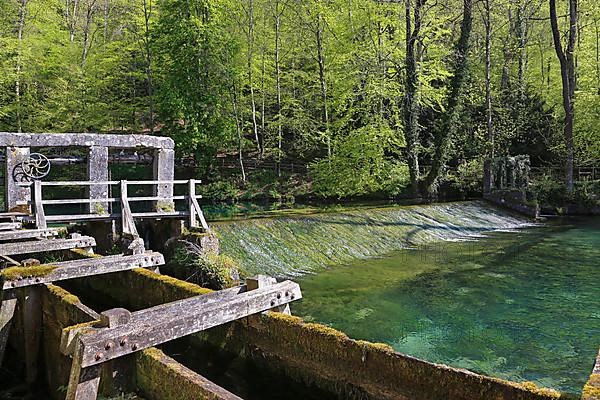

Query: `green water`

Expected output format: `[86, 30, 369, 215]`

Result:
[294, 217, 600, 395]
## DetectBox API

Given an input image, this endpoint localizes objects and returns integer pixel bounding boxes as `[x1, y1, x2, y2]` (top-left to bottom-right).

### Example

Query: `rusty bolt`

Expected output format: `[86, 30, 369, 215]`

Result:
[277, 293, 281, 299]
[270, 300, 276, 307]
[131, 343, 138, 351]
[119, 338, 128, 347]
[285, 291, 290, 297]
[105, 341, 114, 351]
[95, 352, 103, 361]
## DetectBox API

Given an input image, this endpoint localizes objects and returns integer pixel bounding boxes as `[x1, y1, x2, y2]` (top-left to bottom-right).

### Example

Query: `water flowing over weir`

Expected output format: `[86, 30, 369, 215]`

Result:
[214, 201, 534, 277]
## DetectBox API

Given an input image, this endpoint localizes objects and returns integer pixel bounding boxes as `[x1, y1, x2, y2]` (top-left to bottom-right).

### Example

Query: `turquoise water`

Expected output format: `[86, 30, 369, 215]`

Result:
[294, 218, 600, 395]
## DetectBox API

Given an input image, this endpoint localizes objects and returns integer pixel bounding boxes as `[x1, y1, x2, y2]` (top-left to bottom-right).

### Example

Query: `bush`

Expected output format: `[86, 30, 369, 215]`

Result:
[167, 241, 240, 290]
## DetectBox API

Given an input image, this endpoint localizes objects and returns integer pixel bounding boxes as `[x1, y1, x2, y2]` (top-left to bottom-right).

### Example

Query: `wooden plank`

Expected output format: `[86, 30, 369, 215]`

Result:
[45, 211, 190, 222]
[20, 286, 42, 384]
[0, 298, 17, 367]
[0, 228, 62, 242]
[0, 236, 96, 256]
[66, 307, 132, 400]
[0, 222, 22, 231]
[42, 195, 187, 205]
[33, 180, 47, 229]
[75, 280, 302, 367]
[41, 181, 119, 187]
[2, 252, 165, 290]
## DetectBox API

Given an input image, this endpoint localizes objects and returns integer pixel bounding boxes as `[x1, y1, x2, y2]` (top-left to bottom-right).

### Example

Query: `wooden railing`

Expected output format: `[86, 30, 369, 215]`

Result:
[28, 179, 209, 235]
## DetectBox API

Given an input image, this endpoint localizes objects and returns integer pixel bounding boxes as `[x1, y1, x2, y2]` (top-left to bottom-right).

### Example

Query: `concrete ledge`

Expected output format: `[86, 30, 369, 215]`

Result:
[582, 349, 600, 400]
[136, 348, 242, 400]
[0, 132, 174, 149]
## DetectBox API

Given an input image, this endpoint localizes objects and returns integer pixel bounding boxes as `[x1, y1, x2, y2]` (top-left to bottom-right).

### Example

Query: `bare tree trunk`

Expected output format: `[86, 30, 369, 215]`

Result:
[81, 0, 97, 67]
[424, 0, 473, 196]
[231, 86, 246, 183]
[247, 0, 261, 155]
[143, 0, 154, 132]
[271, 0, 284, 177]
[315, 12, 330, 160]
[550, 0, 577, 192]
[65, 0, 79, 42]
[103, 0, 109, 46]
[483, 0, 494, 195]
[404, 0, 425, 198]
[16, 0, 27, 134]
[596, 18, 600, 94]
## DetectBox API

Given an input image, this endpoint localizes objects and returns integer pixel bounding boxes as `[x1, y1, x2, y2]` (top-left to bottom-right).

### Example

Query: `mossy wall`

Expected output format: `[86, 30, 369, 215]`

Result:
[135, 347, 241, 400]
[40, 284, 99, 399]
[582, 350, 600, 400]
[66, 268, 566, 400]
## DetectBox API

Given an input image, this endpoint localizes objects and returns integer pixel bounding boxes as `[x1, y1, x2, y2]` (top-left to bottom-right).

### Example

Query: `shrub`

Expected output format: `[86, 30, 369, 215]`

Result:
[167, 241, 240, 290]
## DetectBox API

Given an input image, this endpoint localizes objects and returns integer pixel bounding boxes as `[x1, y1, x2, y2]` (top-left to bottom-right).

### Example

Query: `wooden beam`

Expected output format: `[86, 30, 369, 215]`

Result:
[20, 286, 42, 384]
[33, 180, 47, 229]
[0, 228, 62, 242]
[44, 211, 190, 223]
[0, 222, 21, 231]
[0, 298, 17, 367]
[73, 280, 302, 368]
[0, 236, 96, 256]
[0, 132, 174, 149]
[66, 308, 132, 400]
[2, 252, 165, 290]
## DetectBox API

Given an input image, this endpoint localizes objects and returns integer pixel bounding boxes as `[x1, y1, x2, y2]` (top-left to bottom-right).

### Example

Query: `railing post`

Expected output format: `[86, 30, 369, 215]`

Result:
[187, 179, 210, 231]
[33, 180, 47, 229]
[188, 179, 198, 229]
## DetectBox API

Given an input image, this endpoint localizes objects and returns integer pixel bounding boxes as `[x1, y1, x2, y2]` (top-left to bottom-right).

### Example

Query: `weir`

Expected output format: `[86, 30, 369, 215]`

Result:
[0, 132, 596, 399]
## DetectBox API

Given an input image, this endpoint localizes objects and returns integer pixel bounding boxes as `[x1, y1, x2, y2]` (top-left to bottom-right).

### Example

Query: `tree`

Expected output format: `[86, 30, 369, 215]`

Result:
[424, 0, 474, 196]
[404, 0, 426, 197]
[549, 0, 577, 192]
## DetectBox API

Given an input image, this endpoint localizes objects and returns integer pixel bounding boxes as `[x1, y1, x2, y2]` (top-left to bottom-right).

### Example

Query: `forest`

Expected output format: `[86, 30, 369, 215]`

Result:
[0, 0, 598, 203]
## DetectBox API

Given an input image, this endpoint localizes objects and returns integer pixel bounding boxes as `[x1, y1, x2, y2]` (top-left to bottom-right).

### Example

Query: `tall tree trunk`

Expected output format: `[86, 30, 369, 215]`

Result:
[315, 12, 330, 160]
[231, 86, 246, 183]
[247, 0, 261, 155]
[550, 0, 577, 192]
[271, 0, 284, 177]
[404, 0, 425, 198]
[81, 0, 97, 67]
[424, 0, 473, 196]
[16, 0, 27, 133]
[143, 0, 154, 132]
[483, 0, 494, 194]
[66, 0, 79, 42]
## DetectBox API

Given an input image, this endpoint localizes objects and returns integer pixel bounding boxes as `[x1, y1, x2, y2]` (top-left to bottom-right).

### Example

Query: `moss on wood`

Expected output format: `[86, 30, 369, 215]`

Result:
[1, 264, 57, 280]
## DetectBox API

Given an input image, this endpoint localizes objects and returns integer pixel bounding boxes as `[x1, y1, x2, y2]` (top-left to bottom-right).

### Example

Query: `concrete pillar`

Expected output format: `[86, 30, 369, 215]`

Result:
[5, 146, 31, 212]
[152, 148, 174, 212]
[86, 146, 109, 214]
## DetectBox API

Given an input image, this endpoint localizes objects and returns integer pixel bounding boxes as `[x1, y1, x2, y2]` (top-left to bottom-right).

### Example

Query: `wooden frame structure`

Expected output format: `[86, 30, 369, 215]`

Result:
[61, 276, 300, 400]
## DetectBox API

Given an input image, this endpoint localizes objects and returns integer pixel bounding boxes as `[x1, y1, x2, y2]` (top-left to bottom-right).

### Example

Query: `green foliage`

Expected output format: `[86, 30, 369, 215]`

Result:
[445, 159, 484, 197]
[310, 122, 407, 198]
